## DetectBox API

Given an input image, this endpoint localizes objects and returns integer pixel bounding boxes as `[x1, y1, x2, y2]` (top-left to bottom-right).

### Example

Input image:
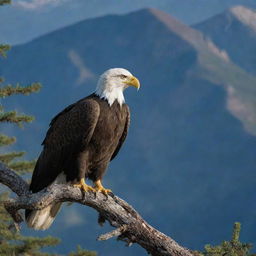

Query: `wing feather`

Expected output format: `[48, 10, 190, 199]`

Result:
[111, 105, 130, 161]
[29, 98, 100, 193]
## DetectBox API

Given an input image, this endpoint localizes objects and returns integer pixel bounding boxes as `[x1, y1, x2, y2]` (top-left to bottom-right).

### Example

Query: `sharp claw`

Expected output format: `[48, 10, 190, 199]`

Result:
[73, 178, 95, 192]
[86, 185, 96, 192]
[98, 188, 112, 195]
[94, 180, 112, 195]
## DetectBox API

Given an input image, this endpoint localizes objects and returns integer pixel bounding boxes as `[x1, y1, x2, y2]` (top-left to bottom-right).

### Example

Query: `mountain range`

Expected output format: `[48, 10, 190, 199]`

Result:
[2, 0, 256, 44]
[1, 6, 256, 256]
[195, 5, 256, 76]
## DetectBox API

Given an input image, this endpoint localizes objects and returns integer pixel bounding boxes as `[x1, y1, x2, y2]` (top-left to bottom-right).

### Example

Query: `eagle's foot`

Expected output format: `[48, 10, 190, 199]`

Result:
[94, 180, 112, 195]
[73, 178, 95, 192]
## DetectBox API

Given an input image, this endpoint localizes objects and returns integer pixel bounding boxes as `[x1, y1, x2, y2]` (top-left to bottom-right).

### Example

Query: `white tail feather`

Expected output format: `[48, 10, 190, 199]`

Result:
[26, 203, 62, 230]
[26, 173, 66, 230]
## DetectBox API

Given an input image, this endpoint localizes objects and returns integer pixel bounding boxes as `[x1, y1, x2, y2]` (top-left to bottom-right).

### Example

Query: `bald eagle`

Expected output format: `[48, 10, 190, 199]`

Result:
[25, 68, 140, 230]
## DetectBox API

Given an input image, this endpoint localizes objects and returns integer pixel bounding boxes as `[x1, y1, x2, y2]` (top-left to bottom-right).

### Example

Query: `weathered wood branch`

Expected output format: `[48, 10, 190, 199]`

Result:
[0, 162, 194, 256]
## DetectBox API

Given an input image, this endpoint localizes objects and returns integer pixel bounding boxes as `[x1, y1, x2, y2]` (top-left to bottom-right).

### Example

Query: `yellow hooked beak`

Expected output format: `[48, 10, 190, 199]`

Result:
[124, 76, 140, 90]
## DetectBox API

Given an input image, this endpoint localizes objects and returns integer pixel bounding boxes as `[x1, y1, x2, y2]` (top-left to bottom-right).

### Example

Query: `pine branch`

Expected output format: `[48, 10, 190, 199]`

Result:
[231, 222, 241, 244]
[68, 245, 97, 256]
[0, 111, 34, 125]
[0, 44, 11, 57]
[16, 236, 60, 255]
[0, 0, 11, 6]
[203, 222, 252, 256]
[0, 162, 193, 256]
[0, 83, 41, 98]
[9, 159, 36, 174]
[0, 234, 60, 256]
[0, 134, 16, 147]
[0, 152, 25, 164]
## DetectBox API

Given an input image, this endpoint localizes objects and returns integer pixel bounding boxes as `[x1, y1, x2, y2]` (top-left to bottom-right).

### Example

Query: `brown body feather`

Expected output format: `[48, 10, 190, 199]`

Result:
[25, 93, 130, 229]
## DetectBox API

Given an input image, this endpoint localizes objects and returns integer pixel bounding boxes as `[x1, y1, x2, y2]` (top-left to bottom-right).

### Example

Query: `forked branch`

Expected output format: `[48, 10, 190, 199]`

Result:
[0, 162, 193, 256]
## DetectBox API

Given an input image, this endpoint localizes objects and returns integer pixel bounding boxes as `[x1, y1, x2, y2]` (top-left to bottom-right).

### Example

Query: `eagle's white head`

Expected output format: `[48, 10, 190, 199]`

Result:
[95, 68, 140, 106]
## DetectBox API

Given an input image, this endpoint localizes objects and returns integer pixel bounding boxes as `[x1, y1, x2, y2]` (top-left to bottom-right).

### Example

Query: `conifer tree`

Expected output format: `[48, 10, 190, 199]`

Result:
[194, 223, 255, 256]
[0, 1, 96, 255]
[68, 246, 97, 256]
[203, 223, 254, 256]
[0, 2, 60, 254]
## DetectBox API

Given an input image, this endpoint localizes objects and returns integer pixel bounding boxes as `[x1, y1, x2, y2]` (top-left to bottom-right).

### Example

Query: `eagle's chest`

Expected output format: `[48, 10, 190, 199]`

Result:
[88, 102, 127, 159]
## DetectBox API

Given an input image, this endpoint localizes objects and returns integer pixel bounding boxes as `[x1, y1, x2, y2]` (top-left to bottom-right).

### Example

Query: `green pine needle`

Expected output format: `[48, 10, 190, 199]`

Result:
[9, 159, 36, 174]
[0, 0, 11, 6]
[0, 151, 25, 164]
[68, 245, 97, 256]
[0, 44, 11, 57]
[202, 223, 253, 256]
[232, 222, 241, 244]
[0, 134, 16, 147]
[0, 111, 35, 126]
[0, 83, 41, 98]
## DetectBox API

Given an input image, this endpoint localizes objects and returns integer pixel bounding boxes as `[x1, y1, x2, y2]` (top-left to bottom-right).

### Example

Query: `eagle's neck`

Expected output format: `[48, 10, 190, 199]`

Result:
[95, 84, 125, 106]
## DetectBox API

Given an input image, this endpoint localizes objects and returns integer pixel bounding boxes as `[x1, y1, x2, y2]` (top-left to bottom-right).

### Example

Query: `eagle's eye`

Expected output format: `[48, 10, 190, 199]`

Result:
[120, 74, 127, 79]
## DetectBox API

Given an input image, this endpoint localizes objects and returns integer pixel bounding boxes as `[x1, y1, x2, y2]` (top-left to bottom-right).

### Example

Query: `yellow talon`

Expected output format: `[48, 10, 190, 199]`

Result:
[94, 180, 112, 195]
[73, 178, 95, 192]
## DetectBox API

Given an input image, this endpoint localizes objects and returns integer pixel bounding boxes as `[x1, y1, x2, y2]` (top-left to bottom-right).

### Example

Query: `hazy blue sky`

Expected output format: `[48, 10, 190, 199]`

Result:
[1, 0, 256, 44]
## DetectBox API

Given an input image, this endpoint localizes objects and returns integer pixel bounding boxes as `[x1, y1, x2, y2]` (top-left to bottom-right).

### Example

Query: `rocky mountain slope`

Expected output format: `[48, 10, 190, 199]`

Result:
[3, 0, 256, 44]
[195, 6, 256, 75]
[194, 5, 256, 135]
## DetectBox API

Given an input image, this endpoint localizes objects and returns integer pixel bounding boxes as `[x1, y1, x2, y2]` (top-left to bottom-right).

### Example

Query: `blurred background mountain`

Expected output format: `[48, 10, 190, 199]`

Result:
[2, 0, 256, 44]
[0, 1, 256, 255]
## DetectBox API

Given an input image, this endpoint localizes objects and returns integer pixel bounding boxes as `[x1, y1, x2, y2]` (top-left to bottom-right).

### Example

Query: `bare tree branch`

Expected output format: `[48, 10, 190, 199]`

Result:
[0, 162, 194, 256]
[97, 225, 128, 241]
